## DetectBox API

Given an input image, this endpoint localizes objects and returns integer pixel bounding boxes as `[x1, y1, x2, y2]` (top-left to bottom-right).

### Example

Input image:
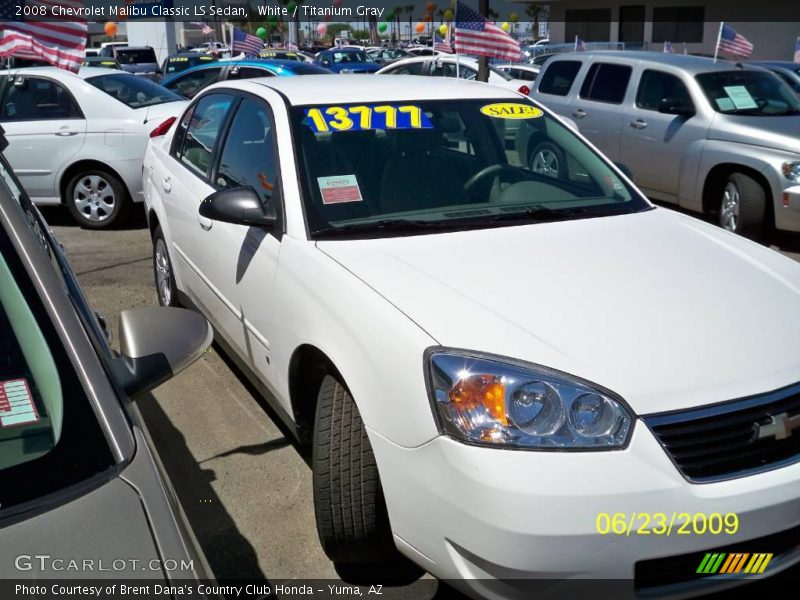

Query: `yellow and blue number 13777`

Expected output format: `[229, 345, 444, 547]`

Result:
[303, 105, 434, 133]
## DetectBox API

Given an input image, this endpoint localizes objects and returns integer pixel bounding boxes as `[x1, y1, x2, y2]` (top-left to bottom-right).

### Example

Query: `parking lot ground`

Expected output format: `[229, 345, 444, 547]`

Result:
[43, 205, 799, 598]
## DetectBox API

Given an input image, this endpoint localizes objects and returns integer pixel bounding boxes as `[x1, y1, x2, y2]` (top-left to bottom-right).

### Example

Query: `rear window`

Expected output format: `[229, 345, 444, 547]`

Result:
[538, 60, 582, 96]
[86, 73, 182, 109]
[580, 62, 632, 104]
[116, 48, 157, 64]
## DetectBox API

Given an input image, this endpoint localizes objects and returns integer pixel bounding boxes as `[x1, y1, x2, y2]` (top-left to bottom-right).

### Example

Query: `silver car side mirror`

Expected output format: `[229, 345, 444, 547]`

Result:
[112, 307, 212, 399]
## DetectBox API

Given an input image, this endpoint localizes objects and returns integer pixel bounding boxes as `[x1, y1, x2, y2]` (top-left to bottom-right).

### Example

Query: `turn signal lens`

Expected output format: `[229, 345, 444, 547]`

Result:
[518, 85, 531, 96]
[449, 374, 508, 426]
[150, 116, 176, 138]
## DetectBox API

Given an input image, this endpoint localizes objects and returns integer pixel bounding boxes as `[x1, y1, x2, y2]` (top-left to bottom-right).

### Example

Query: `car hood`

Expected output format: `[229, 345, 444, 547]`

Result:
[708, 113, 800, 154]
[318, 209, 800, 415]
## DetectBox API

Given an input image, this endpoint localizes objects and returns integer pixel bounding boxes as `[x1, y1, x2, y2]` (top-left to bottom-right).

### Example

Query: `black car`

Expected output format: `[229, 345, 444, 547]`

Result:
[161, 52, 219, 78]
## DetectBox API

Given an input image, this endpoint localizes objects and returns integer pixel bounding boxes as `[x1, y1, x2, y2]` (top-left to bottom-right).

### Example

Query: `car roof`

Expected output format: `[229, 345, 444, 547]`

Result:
[750, 60, 799, 69]
[391, 55, 477, 65]
[0, 66, 128, 80]
[160, 59, 317, 82]
[214, 75, 519, 105]
[549, 50, 764, 73]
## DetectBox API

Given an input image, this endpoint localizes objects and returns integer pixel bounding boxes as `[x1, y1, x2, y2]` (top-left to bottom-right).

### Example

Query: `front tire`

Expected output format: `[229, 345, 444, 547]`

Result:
[718, 172, 766, 240]
[65, 168, 130, 229]
[152, 226, 178, 307]
[312, 375, 398, 568]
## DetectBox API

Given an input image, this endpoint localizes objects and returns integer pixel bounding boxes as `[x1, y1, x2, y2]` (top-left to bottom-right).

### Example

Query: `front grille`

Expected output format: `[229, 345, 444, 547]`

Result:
[644, 383, 800, 482]
[635, 523, 800, 590]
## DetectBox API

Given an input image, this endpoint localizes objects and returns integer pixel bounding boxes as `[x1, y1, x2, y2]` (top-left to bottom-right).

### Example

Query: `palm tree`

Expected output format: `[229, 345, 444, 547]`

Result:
[525, 3, 545, 40]
[405, 4, 415, 40]
[394, 6, 403, 41]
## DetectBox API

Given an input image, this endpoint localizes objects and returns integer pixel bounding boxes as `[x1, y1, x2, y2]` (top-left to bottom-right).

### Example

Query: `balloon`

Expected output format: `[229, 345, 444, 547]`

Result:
[415, 22, 425, 33]
[287, 1, 297, 12]
[386, 11, 395, 21]
[510, 12, 518, 23]
[425, 1, 436, 12]
[444, 9, 453, 20]
[256, 27, 267, 40]
[501, 22, 510, 32]
[378, 22, 388, 33]
[267, 14, 278, 24]
[323, 13, 332, 21]
[104, 22, 117, 37]
[332, 0, 342, 7]
[439, 24, 447, 35]
[423, 13, 431, 22]
[317, 23, 328, 36]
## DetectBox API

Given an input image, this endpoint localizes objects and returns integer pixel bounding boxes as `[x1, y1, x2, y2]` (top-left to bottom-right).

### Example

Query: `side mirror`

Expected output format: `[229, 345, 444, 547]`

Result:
[658, 97, 695, 117]
[199, 186, 277, 228]
[322, 60, 331, 67]
[111, 307, 212, 399]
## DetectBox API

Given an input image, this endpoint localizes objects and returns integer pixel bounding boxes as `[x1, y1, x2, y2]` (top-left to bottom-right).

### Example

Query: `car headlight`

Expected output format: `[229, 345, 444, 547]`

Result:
[782, 161, 800, 183]
[427, 350, 633, 449]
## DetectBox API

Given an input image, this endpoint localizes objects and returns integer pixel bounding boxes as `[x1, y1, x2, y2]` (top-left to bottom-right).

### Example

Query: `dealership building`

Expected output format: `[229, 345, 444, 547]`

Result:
[537, 0, 799, 60]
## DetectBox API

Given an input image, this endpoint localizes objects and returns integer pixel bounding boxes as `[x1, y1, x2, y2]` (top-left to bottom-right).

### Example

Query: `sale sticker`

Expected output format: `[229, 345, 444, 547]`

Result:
[318, 175, 363, 205]
[480, 102, 544, 119]
[0, 378, 39, 428]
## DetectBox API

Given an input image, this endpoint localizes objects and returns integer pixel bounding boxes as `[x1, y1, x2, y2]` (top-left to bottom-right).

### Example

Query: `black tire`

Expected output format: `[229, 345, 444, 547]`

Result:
[529, 141, 567, 179]
[718, 172, 767, 240]
[152, 226, 178, 307]
[312, 375, 398, 567]
[65, 168, 130, 229]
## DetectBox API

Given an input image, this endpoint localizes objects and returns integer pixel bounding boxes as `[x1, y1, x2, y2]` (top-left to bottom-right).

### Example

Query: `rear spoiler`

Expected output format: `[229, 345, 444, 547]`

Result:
[0, 125, 7, 153]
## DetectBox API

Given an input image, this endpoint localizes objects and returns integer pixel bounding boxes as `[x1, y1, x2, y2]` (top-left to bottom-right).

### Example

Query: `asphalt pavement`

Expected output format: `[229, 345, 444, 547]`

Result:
[42, 204, 800, 598]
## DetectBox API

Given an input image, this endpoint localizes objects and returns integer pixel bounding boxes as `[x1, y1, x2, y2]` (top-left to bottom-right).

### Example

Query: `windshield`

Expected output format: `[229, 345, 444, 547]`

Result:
[292, 99, 650, 238]
[696, 70, 800, 115]
[115, 48, 157, 64]
[86, 73, 182, 108]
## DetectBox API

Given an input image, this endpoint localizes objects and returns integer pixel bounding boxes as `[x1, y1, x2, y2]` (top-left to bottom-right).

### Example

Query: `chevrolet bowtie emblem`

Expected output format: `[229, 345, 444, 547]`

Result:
[755, 413, 800, 441]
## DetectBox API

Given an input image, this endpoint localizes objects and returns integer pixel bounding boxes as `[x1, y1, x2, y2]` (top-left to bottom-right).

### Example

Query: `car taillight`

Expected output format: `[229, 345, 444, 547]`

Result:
[150, 116, 176, 138]
[518, 85, 531, 96]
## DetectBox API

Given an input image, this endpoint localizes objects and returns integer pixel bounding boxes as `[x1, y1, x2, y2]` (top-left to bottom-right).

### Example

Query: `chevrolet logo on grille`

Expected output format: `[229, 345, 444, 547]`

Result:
[755, 412, 800, 441]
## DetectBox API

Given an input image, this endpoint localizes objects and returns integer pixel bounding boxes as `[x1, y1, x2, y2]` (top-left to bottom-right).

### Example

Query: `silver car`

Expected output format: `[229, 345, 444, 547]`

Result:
[534, 51, 800, 239]
[0, 127, 214, 582]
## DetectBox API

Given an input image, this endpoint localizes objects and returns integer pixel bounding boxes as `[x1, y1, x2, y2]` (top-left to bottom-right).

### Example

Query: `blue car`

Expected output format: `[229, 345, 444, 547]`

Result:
[160, 59, 333, 99]
[314, 49, 381, 74]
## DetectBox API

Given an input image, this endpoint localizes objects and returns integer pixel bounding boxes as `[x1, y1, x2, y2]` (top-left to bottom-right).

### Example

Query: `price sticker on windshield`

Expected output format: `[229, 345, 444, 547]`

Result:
[0, 379, 39, 428]
[304, 105, 433, 133]
[480, 102, 543, 119]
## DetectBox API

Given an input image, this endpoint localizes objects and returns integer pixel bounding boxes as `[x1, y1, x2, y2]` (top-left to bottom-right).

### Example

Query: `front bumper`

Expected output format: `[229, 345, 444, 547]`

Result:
[369, 422, 800, 599]
[777, 184, 800, 232]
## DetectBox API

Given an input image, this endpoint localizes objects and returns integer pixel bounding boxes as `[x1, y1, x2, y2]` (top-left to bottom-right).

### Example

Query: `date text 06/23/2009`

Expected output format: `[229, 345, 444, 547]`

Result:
[596, 512, 740, 536]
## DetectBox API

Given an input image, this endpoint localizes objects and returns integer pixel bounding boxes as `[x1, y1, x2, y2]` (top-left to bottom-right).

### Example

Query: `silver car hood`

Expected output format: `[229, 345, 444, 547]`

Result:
[708, 114, 800, 154]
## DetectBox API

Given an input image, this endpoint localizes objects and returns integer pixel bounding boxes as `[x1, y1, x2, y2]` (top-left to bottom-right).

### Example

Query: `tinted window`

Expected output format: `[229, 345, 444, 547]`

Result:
[509, 68, 537, 82]
[86, 73, 182, 109]
[216, 99, 281, 216]
[538, 61, 582, 96]
[164, 66, 223, 99]
[0, 77, 82, 121]
[175, 93, 233, 177]
[0, 201, 115, 511]
[636, 70, 693, 111]
[230, 67, 275, 80]
[115, 48, 157, 64]
[580, 63, 632, 104]
[386, 61, 426, 75]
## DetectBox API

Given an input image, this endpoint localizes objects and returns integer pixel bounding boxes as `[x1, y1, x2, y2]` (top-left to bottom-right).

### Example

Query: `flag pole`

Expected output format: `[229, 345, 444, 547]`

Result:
[713, 22, 723, 63]
[574, 35, 578, 52]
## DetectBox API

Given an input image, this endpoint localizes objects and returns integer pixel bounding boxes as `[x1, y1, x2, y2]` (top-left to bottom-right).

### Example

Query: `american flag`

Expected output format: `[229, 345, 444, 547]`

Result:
[574, 36, 586, 52]
[717, 24, 753, 59]
[663, 40, 673, 53]
[433, 30, 453, 53]
[0, 0, 87, 72]
[232, 28, 263, 56]
[191, 22, 213, 35]
[454, 1, 520, 62]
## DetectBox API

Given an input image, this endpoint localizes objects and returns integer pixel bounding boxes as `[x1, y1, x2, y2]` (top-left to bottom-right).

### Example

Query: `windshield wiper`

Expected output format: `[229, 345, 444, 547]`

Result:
[311, 218, 453, 237]
[486, 205, 594, 223]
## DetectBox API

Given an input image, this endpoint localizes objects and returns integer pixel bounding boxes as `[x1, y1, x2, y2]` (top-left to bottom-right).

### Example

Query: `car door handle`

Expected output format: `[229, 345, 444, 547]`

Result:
[629, 119, 648, 129]
[54, 130, 78, 136]
[572, 109, 587, 119]
[197, 214, 213, 231]
[161, 176, 171, 193]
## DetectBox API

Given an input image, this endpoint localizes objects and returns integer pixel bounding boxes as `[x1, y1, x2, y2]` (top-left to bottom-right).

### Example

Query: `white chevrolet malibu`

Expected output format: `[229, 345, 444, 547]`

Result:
[142, 76, 800, 597]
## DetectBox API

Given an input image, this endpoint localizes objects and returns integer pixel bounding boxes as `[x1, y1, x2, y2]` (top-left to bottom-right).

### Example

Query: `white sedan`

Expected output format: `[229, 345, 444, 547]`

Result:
[0, 67, 186, 227]
[376, 55, 533, 95]
[143, 76, 800, 596]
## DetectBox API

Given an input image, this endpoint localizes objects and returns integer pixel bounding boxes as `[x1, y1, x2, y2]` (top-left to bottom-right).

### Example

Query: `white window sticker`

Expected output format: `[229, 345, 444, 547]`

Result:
[317, 175, 363, 205]
[715, 97, 735, 111]
[0, 379, 39, 428]
[723, 86, 758, 110]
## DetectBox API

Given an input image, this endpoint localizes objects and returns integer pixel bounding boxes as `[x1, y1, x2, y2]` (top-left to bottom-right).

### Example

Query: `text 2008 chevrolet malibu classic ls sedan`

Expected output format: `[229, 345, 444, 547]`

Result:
[142, 76, 800, 598]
